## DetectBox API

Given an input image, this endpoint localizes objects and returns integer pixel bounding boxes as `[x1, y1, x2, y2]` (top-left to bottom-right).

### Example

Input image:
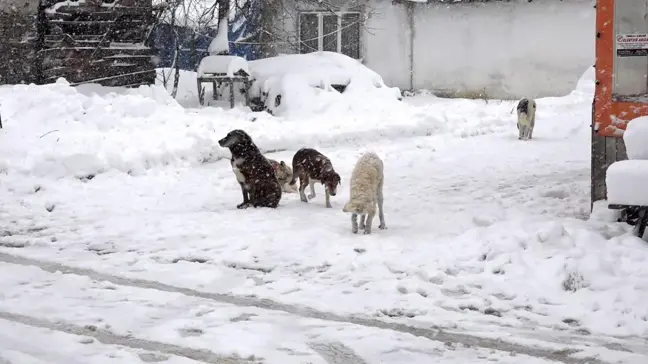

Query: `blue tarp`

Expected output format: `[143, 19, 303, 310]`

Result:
[149, 0, 263, 70]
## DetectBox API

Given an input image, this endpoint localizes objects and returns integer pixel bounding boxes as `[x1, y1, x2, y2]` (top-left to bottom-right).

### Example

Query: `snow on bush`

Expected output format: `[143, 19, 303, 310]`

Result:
[247, 51, 402, 118]
[623, 115, 648, 160]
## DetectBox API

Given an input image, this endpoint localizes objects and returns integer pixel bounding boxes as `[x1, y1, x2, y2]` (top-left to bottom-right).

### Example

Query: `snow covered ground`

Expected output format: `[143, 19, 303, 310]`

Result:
[1, 67, 648, 363]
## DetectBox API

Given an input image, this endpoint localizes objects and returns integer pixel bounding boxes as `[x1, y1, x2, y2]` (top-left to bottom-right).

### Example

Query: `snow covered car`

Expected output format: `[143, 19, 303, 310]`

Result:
[246, 51, 402, 117]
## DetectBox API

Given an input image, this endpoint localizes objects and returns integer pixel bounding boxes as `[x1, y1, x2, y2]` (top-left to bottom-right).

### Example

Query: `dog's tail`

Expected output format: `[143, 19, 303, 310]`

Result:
[288, 166, 299, 186]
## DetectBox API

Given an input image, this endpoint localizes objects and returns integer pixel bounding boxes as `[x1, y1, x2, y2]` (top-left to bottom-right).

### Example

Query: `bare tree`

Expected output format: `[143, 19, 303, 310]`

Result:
[155, 0, 232, 98]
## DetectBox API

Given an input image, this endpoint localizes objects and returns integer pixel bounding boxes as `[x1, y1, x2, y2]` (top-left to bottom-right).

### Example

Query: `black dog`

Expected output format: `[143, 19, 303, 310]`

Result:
[218, 129, 282, 209]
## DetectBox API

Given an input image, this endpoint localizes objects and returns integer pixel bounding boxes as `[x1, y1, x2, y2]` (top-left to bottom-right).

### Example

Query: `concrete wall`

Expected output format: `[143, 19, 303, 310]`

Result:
[266, 0, 595, 99]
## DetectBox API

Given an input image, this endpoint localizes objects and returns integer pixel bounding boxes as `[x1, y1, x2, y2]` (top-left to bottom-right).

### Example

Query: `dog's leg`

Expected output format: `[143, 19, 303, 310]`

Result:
[307, 180, 316, 200]
[325, 189, 332, 208]
[358, 213, 366, 230]
[518, 123, 525, 140]
[528, 115, 535, 140]
[377, 179, 387, 230]
[364, 211, 375, 235]
[351, 213, 359, 234]
[237, 183, 250, 209]
[299, 176, 309, 203]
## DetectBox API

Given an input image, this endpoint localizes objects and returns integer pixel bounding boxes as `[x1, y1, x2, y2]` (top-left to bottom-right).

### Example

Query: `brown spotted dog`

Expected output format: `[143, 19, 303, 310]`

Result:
[218, 129, 282, 209]
[289, 148, 341, 208]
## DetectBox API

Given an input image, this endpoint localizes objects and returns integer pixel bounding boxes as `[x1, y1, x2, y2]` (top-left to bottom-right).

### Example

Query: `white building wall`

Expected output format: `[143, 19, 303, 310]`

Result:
[362, 0, 411, 90]
[268, 0, 595, 99]
[408, 0, 595, 98]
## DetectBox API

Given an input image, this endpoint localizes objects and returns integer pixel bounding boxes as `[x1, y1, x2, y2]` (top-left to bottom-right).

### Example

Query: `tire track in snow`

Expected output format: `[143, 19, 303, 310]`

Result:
[0, 311, 258, 364]
[0, 252, 613, 364]
[307, 341, 368, 364]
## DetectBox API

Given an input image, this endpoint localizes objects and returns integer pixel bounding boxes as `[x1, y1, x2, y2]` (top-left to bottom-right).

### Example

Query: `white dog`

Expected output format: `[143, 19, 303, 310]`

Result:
[516, 97, 537, 140]
[342, 152, 386, 235]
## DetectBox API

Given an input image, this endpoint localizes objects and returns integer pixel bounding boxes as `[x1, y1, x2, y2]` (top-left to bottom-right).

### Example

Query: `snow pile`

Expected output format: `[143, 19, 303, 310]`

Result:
[606, 160, 648, 206]
[622, 115, 648, 160]
[606, 116, 648, 206]
[247, 52, 402, 117]
[417, 217, 648, 337]
[1, 72, 521, 179]
[197, 55, 249, 77]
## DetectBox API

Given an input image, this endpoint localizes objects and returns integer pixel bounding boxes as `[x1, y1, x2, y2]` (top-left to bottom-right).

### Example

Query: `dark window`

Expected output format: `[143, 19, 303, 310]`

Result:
[299, 13, 318, 54]
[341, 13, 360, 59]
[298, 12, 361, 59]
[322, 14, 338, 52]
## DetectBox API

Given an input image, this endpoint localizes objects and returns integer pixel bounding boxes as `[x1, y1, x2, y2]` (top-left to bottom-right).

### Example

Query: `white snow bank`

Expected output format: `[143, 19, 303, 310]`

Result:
[623, 116, 648, 160]
[606, 160, 648, 206]
[1, 76, 519, 179]
[535, 66, 594, 109]
[247, 52, 402, 118]
[197, 55, 249, 77]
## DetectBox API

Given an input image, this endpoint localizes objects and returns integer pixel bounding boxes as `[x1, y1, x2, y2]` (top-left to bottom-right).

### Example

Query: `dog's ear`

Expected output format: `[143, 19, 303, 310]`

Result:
[279, 161, 285, 167]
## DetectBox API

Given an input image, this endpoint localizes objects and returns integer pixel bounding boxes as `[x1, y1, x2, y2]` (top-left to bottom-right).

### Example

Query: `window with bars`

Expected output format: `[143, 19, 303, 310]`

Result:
[298, 12, 361, 59]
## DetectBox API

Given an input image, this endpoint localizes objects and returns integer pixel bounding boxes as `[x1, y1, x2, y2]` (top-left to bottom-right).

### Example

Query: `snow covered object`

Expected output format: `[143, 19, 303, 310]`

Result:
[197, 56, 249, 78]
[606, 116, 648, 239]
[622, 116, 648, 160]
[247, 52, 401, 117]
[208, 18, 230, 56]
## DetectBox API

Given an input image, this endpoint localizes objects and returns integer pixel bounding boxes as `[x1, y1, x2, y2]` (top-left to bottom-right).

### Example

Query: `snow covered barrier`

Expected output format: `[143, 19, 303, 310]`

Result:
[606, 160, 648, 206]
[247, 51, 402, 117]
[623, 116, 648, 160]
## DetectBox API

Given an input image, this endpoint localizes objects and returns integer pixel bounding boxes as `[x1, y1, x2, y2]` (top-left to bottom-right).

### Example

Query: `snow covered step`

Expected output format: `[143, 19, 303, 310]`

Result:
[606, 160, 648, 206]
[624, 116, 648, 160]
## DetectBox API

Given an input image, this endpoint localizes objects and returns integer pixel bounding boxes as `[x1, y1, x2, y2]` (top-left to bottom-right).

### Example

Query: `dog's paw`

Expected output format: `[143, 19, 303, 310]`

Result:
[307, 194, 316, 200]
[237, 202, 251, 209]
[325, 203, 332, 208]
[363, 229, 372, 235]
[352, 227, 358, 234]
[379, 224, 387, 230]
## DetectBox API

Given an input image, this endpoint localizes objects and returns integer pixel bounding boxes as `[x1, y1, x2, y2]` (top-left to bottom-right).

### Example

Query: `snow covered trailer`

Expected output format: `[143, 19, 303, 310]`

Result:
[592, 0, 648, 207]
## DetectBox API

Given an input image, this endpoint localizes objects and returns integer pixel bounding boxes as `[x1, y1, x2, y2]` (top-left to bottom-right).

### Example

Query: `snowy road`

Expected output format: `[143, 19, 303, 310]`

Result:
[1, 69, 648, 363]
[0, 258, 642, 364]
[1, 131, 646, 363]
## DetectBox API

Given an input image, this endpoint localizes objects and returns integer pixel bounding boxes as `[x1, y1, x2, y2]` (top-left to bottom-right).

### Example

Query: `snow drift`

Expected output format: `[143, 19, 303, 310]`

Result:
[247, 51, 402, 117]
[0, 74, 521, 179]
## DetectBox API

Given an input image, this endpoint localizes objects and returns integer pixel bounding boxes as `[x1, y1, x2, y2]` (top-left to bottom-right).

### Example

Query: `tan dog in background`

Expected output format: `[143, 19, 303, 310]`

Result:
[267, 158, 298, 193]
